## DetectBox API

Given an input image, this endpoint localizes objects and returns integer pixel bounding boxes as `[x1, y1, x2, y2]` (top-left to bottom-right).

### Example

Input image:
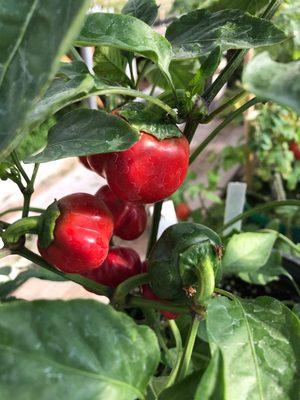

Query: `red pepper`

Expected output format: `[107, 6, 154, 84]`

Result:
[79, 156, 92, 170]
[289, 141, 300, 160]
[87, 153, 109, 178]
[38, 193, 113, 273]
[175, 202, 191, 221]
[91, 132, 189, 204]
[95, 185, 147, 240]
[83, 246, 142, 288]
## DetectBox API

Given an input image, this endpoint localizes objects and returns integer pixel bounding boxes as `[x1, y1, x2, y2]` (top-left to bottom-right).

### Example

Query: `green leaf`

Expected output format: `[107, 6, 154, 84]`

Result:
[239, 250, 285, 285]
[75, 13, 172, 81]
[93, 47, 132, 86]
[26, 62, 177, 134]
[243, 52, 300, 114]
[122, 0, 159, 26]
[27, 65, 97, 130]
[16, 117, 56, 160]
[118, 102, 182, 140]
[0, 300, 160, 399]
[26, 109, 139, 163]
[206, 296, 300, 400]
[0, 0, 90, 158]
[205, 0, 269, 14]
[222, 231, 277, 275]
[166, 9, 287, 60]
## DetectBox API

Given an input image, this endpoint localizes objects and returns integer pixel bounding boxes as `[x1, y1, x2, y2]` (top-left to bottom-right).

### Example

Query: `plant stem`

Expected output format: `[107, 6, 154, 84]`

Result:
[112, 273, 150, 307]
[220, 200, 300, 233]
[261, 229, 300, 255]
[183, 118, 200, 143]
[14, 247, 112, 297]
[11, 151, 30, 184]
[135, 60, 149, 89]
[126, 295, 190, 314]
[166, 320, 183, 387]
[202, 89, 247, 123]
[190, 97, 261, 165]
[175, 314, 200, 382]
[214, 287, 236, 300]
[146, 201, 163, 257]
[2, 217, 40, 244]
[202, 50, 247, 105]
[0, 207, 44, 218]
[22, 163, 39, 218]
[70, 46, 84, 62]
[262, 0, 283, 18]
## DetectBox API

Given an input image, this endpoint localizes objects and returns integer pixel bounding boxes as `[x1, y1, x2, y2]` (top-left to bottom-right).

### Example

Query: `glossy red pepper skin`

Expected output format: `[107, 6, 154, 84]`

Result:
[83, 246, 142, 288]
[95, 185, 147, 240]
[105, 132, 190, 204]
[87, 153, 109, 177]
[176, 202, 191, 221]
[141, 262, 178, 320]
[289, 141, 300, 160]
[38, 193, 113, 274]
[79, 156, 92, 170]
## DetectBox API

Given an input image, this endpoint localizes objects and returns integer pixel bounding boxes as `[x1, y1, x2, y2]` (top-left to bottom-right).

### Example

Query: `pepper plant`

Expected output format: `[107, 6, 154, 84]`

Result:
[0, 1, 299, 399]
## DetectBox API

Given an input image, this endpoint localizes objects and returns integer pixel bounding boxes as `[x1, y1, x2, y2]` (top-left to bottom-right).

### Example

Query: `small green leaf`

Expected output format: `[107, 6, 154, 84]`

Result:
[0, 300, 160, 399]
[26, 109, 139, 163]
[166, 9, 287, 59]
[122, 0, 159, 26]
[118, 102, 182, 140]
[206, 296, 300, 400]
[222, 231, 277, 274]
[187, 47, 221, 96]
[243, 52, 300, 114]
[0, 0, 90, 158]
[75, 13, 172, 81]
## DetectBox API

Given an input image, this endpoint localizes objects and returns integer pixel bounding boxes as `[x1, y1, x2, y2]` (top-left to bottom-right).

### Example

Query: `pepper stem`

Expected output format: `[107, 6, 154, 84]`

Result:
[1, 216, 40, 246]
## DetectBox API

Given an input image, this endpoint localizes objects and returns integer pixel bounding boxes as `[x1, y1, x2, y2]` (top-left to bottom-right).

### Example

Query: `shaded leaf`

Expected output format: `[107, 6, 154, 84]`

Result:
[239, 250, 285, 285]
[222, 231, 277, 274]
[166, 9, 287, 59]
[76, 13, 172, 81]
[93, 47, 132, 86]
[26, 109, 139, 163]
[122, 0, 158, 26]
[243, 52, 300, 114]
[0, 0, 90, 158]
[0, 300, 160, 399]
[206, 296, 300, 400]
